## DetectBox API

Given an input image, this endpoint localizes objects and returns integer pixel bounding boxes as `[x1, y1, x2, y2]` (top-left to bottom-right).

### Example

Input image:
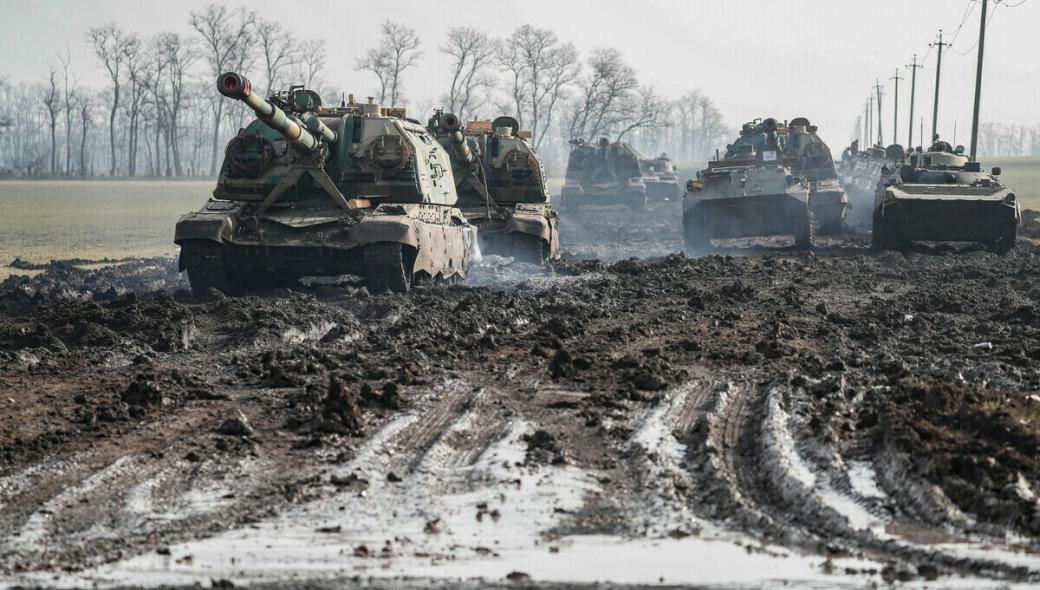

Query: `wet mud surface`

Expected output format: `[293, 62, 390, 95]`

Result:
[3, 200, 1040, 588]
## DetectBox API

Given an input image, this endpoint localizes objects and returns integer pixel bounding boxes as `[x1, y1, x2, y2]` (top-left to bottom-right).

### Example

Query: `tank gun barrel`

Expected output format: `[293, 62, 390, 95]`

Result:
[436, 113, 476, 165]
[217, 72, 336, 153]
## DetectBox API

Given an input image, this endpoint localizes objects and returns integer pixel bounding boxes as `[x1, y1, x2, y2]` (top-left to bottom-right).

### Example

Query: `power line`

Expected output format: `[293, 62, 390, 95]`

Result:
[948, 0, 978, 46]
[953, 0, 999, 54]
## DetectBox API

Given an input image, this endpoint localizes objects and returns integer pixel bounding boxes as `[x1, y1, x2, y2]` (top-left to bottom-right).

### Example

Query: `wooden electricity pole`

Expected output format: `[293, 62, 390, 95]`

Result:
[891, 68, 903, 146]
[969, 0, 989, 162]
[874, 80, 885, 146]
[930, 29, 952, 142]
[906, 54, 924, 148]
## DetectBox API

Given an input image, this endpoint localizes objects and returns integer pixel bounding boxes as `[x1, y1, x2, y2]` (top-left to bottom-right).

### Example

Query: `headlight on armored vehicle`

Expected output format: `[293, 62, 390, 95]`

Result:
[1005, 193, 1017, 204]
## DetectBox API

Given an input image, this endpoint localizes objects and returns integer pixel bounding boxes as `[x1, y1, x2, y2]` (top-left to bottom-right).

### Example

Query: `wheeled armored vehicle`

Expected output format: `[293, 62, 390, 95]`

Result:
[872, 138, 1019, 253]
[682, 118, 813, 251]
[427, 112, 559, 263]
[560, 138, 648, 212]
[175, 73, 475, 294]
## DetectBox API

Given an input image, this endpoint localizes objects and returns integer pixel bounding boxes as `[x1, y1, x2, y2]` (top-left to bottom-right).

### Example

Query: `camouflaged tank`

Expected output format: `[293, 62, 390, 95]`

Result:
[426, 112, 559, 263]
[174, 73, 476, 295]
[682, 118, 812, 251]
[872, 138, 1019, 253]
[560, 138, 647, 212]
[639, 152, 681, 200]
[784, 117, 848, 234]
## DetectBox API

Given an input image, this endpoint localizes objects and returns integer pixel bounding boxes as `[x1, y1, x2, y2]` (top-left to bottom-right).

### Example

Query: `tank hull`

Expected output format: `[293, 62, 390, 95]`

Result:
[645, 178, 681, 200]
[683, 193, 812, 241]
[175, 200, 474, 293]
[561, 180, 647, 212]
[873, 194, 1019, 252]
[461, 203, 560, 263]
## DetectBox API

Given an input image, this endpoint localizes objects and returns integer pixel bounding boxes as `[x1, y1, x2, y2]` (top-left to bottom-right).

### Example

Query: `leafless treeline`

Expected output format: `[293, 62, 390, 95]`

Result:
[0, 4, 737, 178]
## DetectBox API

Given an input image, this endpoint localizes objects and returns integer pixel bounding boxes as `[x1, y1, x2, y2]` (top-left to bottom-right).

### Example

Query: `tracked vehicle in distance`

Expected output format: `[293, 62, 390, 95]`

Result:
[785, 118, 848, 233]
[841, 141, 904, 230]
[560, 138, 647, 212]
[682, 118, 812, 252]
[175, 73, 475, 295]
[872, 137, 1019, 253]
[639, 152, 681, 200]
[427, 112, 559, 263]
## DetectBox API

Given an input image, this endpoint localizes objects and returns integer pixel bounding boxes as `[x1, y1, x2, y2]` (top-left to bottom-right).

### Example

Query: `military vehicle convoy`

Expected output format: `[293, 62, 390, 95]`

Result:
[682, 118, 813, 251]
[560, 138, 648, 212]
[426, 111, 559, 263]
[639, 152, 681, 200]
[175, 73, 476, 295]
[872, 137, 1019, 253]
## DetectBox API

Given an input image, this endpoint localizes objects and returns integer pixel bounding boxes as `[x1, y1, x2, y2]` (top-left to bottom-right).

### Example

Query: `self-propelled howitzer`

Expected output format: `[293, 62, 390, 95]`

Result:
[174, 73, 476, 294]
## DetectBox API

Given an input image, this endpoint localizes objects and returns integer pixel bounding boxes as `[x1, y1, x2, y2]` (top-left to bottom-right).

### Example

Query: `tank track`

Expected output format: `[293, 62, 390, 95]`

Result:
[363, 242, 413, 293]
[794, 212, 816, 250]
[180, 240, 232, 297]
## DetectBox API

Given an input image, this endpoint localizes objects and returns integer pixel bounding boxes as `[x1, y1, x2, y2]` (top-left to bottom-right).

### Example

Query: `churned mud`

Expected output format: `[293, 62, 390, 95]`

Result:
[2, 200, 1040, 589]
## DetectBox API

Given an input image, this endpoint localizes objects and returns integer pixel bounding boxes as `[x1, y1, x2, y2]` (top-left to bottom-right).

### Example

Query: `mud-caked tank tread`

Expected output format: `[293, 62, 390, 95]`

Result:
[180, 240, 233, 297]
[626, 194, 647, 212]
[363, 242, 414, 293]
[794, 212, 816, 250]
[871, 211, 902, 251]
[510, 234, 547, 265]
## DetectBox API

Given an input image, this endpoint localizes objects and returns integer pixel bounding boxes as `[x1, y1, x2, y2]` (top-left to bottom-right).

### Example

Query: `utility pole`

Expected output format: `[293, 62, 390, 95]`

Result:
[907, 54, 924, 148]
[868, 94, 874, 145]
[930, 29, 952, 142]
[891, 68, 903, 146]
[969, 0, 989, 162]
[863, 101, 870, 145]
[874, 80, 885, 146]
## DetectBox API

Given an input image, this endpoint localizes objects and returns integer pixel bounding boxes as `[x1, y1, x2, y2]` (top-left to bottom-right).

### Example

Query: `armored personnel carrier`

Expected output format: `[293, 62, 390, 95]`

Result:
[175, 73, 475, 295]
[872, 138, 1019, 253]
[560, 138, 647, 212]
[785, 118, 848, 233]
[426, 112, 559, 263]
[841, 142, 904, 230]
[639, 152, 681, 200]
[683, 118, 812, 251]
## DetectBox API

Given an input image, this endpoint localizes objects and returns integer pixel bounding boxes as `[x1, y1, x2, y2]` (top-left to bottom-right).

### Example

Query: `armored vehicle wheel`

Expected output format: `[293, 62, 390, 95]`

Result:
[988, 225, 1017, 255]
[363, 242, 415, 293]
[511, 234, 546, 264]
[794, 212, 815, 250]
[180, 240, 232, 297]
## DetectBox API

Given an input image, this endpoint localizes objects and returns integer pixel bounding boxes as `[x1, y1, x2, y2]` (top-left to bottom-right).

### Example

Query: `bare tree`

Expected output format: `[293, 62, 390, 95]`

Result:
[441, 27, 498, 120]
[155, 32, 197, 176]
[123, 35, 147, 176]
[356, 20, 421, 106]
[190, 3, 256, 176]
[298, 39, 327, 89]
[500, 26, 580, 149]
[58, 45, 76, 176]
[42, 68, 61, 175]
[256, 19, 297, 96]
[616, 86, 664, 141]
[76, 92, 94, 176]
[87, 23, 133, 176]
[567, 47, 638, 141]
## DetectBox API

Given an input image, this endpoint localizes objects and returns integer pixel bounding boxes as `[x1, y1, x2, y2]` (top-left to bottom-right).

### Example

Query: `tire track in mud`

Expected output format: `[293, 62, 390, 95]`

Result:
[676, 375, 1040, 582]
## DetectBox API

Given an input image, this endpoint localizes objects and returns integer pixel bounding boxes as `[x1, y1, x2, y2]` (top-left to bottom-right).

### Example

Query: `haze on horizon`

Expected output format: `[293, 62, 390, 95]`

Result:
[0, 0, 1037, 151]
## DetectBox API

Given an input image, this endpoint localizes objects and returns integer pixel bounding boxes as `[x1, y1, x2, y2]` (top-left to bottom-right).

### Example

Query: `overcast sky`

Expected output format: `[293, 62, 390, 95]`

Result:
[1, 0, 1037, 149]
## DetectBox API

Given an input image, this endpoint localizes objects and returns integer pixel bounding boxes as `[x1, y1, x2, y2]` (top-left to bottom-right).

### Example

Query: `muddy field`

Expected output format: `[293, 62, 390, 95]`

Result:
[3, 202, 1040, 589]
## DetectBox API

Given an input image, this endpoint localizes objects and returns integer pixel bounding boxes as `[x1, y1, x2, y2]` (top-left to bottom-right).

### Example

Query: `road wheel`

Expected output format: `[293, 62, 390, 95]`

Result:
[363, 242, 414, 293]
[795, 211, 815, 250]
[180, 240, 232, 297]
